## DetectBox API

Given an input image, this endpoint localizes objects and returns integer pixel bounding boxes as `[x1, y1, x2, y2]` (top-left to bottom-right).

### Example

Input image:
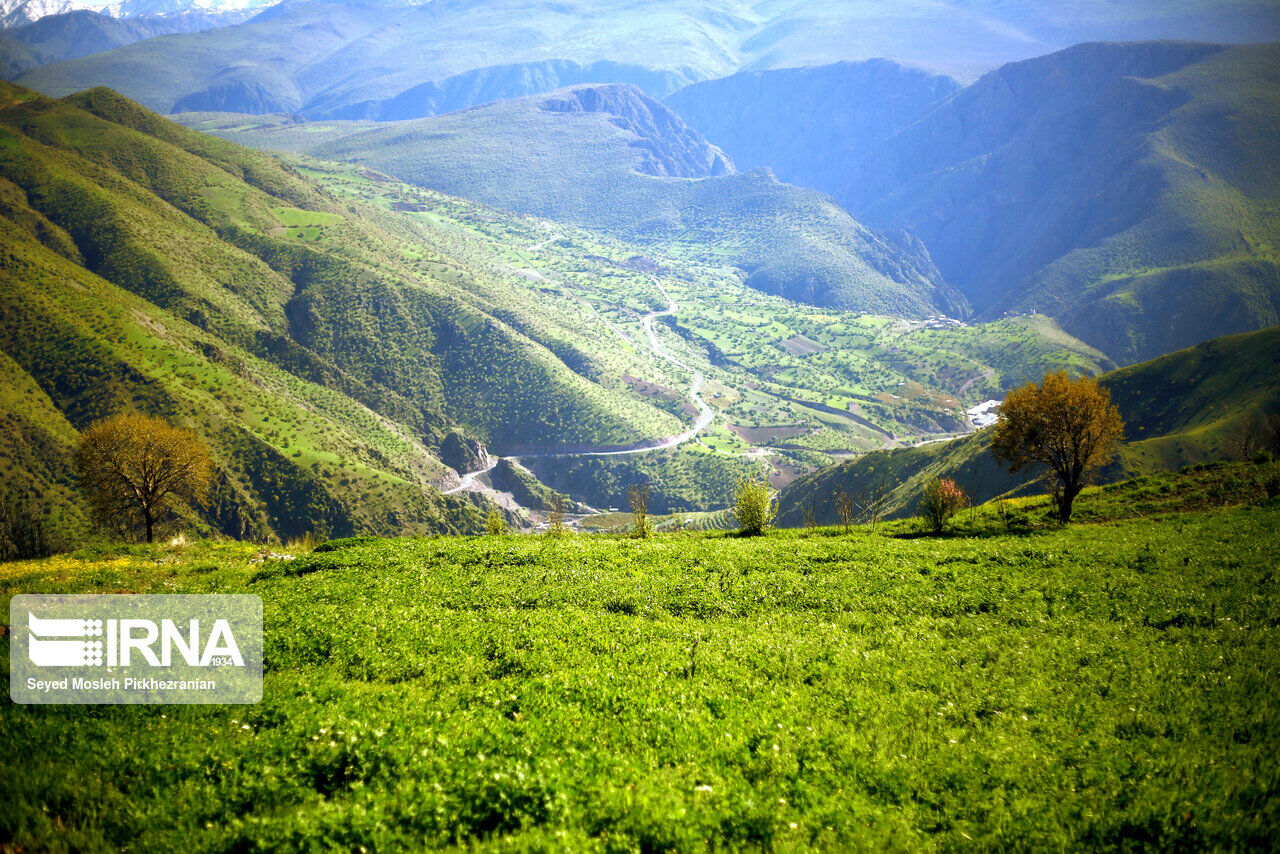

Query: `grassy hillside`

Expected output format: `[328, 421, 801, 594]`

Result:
[0, 81, 698, 540]
[844, 42, 1280, 364]
[2, 466, 1277, 848]
[15, 0, 1280, 119]
[778, 325, 1280, 525]
[212, 84, 968, 318]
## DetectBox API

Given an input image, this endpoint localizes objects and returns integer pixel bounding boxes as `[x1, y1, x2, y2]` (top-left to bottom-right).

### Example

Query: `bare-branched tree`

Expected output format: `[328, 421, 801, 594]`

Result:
[628, 482, 651, 538]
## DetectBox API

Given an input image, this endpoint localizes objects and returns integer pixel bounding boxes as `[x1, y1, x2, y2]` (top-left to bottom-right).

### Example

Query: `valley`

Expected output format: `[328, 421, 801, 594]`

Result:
[3, 3, 1280, 850]
[284, 157, 1115, 511]
[0, 80, 1121, 539]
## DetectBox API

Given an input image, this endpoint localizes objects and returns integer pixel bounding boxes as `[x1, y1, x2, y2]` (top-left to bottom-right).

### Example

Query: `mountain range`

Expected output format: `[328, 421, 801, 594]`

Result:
[0, 7, 247, 76]
[1, 0, 269, 27]
[12, 0, 1280, 119]
[169, 41, 1280, 365]
[671, 43, 1280, 364]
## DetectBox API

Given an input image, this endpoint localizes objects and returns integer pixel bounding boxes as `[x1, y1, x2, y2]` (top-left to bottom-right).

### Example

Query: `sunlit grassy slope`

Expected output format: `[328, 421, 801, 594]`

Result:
[2, 465, 1277, 849]
[0, 81, 694, 540]
[778, 325, 1280, 525]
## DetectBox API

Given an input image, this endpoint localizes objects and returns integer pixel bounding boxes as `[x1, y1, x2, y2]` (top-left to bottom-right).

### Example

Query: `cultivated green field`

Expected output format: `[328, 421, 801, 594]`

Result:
[3, 466, 1277, 850]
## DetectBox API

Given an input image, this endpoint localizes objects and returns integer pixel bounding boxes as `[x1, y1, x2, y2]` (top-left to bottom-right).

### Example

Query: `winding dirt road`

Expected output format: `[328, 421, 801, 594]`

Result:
[442, 270, 724, 496]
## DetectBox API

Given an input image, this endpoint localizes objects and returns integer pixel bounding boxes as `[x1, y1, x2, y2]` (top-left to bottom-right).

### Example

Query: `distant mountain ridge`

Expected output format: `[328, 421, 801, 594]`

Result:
[841, 41, 1280, 364]
[309, 59, 691, 122]
[665, 60, 961, 197]
[1, 0, 270, 27]
[669, 42, 1280, 365]
[539, 85, 734, 179]
[0, 7, 246, 74]
[14, 0, 1280, 119]
[198, 83, 967, 318]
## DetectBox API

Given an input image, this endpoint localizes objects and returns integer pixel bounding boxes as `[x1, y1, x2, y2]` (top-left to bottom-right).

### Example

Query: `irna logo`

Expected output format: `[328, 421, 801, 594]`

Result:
[27, 612, 245, 668]
[11, 594, 262, 705]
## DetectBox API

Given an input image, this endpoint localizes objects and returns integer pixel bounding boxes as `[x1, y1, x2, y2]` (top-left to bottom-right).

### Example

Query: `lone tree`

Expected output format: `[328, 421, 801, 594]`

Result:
[76, 413, 212, 543]
[628, 482, 651, 538]
[992, 371, 1123, 523]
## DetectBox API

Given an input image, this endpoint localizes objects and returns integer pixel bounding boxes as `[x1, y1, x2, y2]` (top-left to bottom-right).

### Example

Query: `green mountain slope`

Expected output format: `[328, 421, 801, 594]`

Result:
[16, 0, 1278, 119]
[0, 81, 689, 540]
[777, 324, 1280, 524]
[664, 60, 960, 198]
[842, 42, 1280, 365]
[212, 84, 967, 318]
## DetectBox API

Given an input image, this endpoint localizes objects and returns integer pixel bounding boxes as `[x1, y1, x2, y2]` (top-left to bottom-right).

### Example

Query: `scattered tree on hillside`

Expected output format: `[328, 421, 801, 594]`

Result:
[1226, 417, 1265, 461]
[0, 490, 53, 561]
[991, 371, 1123, 523]
[733, 474, 776, 536]
[1266, 413, 1280, 457]
[1227, 413, 1280, 461]
[628, 482, 651, 538]
[861, 471, 894, 531]
[1266, 413, 1280, 458]
[833, 487, 857, 534]
[918, 478, 967, 533]
[76, 413, 212, 543]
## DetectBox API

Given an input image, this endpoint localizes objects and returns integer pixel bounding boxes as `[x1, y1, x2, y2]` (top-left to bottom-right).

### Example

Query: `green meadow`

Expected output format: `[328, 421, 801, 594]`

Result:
[3, 464, 1277, 851]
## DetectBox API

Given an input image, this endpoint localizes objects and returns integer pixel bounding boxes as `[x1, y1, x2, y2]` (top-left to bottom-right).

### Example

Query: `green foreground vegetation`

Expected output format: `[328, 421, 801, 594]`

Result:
[3, 464, 1278, 850]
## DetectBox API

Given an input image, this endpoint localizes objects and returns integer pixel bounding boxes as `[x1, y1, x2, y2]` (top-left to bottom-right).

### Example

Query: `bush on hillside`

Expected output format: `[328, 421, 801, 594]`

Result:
[0, 492, 54, 561]
[733, 475, 776, 536]
[485, 508, 507, 536]
[919, 478, 967, 533]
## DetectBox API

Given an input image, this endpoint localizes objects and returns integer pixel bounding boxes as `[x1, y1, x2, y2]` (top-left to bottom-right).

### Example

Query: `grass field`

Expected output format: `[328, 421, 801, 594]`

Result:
[3, 465, 1277, 850]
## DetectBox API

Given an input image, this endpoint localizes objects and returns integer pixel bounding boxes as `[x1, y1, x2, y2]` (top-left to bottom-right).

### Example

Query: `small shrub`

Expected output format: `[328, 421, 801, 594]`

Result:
[285, 532, 318, 552]
[485, 508, 507, 536]
[1262, 466, 1280, 499]
[546, 495, 567, 538]
[919, 478, 967, 533]
[733, 475, 776, 536]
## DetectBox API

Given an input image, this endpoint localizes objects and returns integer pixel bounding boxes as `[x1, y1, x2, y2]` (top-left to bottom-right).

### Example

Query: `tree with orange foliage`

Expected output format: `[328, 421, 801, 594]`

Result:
[992, 371, 1123, 523]
[76, 413, 212, 543]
